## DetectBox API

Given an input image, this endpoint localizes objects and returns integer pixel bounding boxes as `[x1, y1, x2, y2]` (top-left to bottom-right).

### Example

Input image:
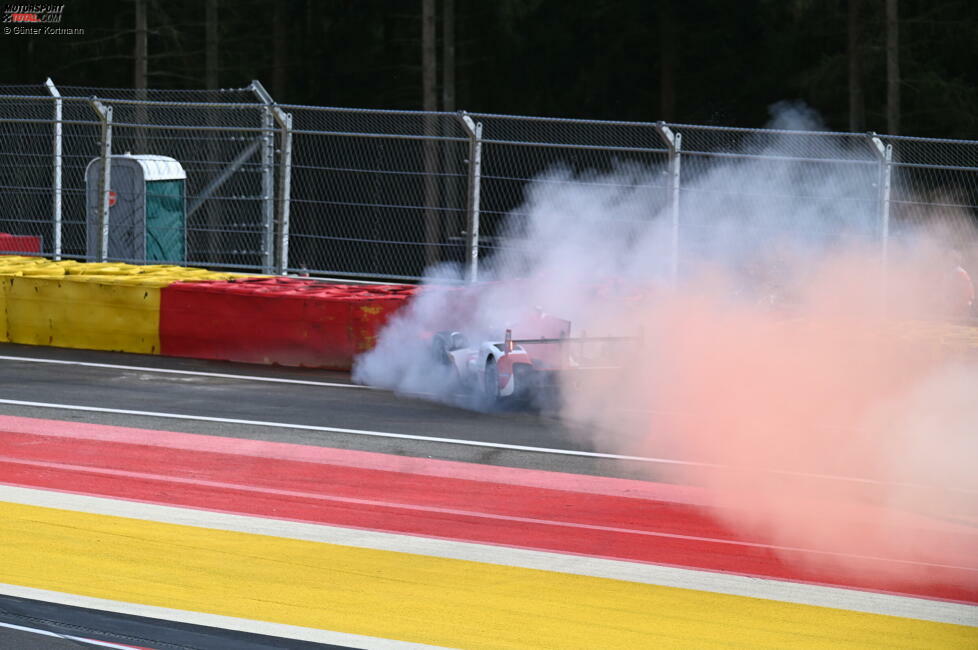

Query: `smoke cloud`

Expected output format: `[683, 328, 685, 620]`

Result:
[354, 104, 978, 589]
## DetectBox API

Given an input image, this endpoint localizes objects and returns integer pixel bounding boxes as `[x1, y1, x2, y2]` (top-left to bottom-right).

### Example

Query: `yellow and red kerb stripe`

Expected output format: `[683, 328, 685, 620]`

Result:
[0, 415, 975, 648]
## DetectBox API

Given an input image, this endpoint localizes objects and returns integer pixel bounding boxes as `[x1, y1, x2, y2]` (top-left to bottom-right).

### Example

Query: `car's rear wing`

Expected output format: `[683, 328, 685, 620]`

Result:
[503, 328, 638, 350]
[502, 328, 638, 371]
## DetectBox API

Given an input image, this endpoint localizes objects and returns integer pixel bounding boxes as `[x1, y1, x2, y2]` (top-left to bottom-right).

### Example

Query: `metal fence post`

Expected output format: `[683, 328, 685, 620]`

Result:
[250, 80, 277, 274]
[272, 109, 292, 275]
[89, 99, 113, 262]
[655, 122, 682, 284]
[867, 133, 892, 268]
[45, 78, 62, 260]
[458, 113, 483, 282]
[867, 132, 893, 312]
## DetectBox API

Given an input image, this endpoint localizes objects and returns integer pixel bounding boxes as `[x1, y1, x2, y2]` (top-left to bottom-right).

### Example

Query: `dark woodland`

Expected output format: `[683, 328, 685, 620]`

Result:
[2, 0, 976, 137]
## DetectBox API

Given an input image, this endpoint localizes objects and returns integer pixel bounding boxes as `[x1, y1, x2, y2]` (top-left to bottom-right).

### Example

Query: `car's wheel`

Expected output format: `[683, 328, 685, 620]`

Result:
[483, 358, 500, 402]
[511, 362, 534, 399]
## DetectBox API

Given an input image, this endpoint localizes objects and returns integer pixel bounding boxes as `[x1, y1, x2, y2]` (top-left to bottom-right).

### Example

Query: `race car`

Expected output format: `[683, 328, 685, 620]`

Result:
[429, 313, 628, 403]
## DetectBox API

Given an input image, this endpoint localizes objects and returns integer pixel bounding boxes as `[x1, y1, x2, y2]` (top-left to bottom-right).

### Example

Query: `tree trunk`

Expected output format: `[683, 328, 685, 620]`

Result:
[205, 0, 221, 265]
[205, 0, 219, 90]
[134, 0, 147, 91]
[422, 0, 440, 269]
[422, 0, 437, 112]
[305, 0, 318, 101]
[134, 0, 148, 153]
[273, 1, 287, 100]
[886, 0, 900, 134]
[847, 0, 865, 132]
[442, 0, 455, 112]
[441, 0, 460, 244]
[658, 0, 677, 121]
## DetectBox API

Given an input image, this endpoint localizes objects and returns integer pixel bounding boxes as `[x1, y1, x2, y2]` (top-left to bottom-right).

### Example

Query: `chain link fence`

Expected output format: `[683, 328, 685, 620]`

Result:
[468, 114, 672, 273]
[0, 81, 278, 272]
[284, 106, 471, 279]
[0, 80, 975, 282]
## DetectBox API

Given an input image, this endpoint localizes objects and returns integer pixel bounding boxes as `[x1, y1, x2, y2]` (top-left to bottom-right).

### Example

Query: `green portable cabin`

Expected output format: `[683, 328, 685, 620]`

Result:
[85, 154, 187, 263]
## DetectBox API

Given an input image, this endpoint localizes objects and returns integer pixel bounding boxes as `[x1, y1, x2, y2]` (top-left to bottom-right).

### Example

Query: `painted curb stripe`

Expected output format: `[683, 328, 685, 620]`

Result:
[0, 414, 707, 503]
[2, 452, 975, 578]
[1, 484, 974, 628]
[0, 498, 974, 649]
[1, 425, 975, 604]
[0, 420, 978, 602]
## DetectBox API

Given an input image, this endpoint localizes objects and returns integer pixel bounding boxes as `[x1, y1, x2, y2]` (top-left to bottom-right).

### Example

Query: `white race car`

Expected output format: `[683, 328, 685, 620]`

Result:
[430, 313, 627, 403]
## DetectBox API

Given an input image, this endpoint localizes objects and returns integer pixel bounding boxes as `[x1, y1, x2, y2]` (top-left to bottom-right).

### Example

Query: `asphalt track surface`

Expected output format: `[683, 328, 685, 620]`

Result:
[1, 342, 976, 648]
[0, 342, 655, 479]
[0, 593, 343, 649]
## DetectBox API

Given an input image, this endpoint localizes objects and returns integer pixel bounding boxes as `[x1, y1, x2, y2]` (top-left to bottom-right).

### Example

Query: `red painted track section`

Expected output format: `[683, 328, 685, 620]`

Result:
[160, 279, 414, 369]
[0, 415, 975, 605]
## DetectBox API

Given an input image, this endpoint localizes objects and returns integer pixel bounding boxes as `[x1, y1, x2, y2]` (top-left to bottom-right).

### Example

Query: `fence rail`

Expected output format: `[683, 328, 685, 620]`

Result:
[0, 80, 975, 282]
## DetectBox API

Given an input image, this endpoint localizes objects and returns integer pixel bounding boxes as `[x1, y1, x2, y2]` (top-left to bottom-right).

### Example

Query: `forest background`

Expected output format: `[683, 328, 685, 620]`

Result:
[1, 0, 975, 138]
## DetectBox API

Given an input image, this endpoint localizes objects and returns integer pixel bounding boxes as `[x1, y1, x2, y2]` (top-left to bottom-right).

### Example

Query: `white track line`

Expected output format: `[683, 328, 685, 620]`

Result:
[0, 621, 143, 649]
[1, 485, 974, 627]
[0, 585, 438, 649]
[0, 355, 367, 389]
[0, 398, 658, 462]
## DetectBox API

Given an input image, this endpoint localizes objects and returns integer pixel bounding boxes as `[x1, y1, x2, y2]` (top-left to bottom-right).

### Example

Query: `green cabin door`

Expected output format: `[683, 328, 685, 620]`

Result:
[145, 179, 185, 262]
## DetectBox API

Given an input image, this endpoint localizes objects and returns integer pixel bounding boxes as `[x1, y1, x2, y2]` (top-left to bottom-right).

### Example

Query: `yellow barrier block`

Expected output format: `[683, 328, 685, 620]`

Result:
[0, 256, 45, 264]
[63, 263, 127, 274]
[0, 276, 12, 343]
[0, 256, 253, 353]
[20, 266, 67, 277]
[7, 276, 163, 353]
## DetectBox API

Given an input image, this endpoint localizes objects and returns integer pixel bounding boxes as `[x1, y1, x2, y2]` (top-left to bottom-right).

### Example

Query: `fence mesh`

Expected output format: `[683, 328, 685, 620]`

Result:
[0, 84, 276, 269]
[467, 114, 670, 273]
[283, 107, 470, 279]
[0, 81, 974, 285]
[887, 136, 978, 246]
[673, 126, 882, 273]
[0, 95, 100, 257]
[100, 99, 269, 269]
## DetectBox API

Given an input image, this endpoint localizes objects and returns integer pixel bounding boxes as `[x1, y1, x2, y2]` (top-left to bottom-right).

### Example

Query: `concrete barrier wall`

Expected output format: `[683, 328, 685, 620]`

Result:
[0, 258, 244, 355]
[8, 276, 164, 353]
[0, 256, 416, 369]
[160, 279, 414, 369]
[0, 276, 11, 343]
[0, 256, 975, 370]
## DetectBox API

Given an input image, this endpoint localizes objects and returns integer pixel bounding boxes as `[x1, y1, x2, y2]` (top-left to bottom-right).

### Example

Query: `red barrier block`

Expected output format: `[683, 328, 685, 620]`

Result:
[160, 280, 415, 369]
[0, 233, 41, 254]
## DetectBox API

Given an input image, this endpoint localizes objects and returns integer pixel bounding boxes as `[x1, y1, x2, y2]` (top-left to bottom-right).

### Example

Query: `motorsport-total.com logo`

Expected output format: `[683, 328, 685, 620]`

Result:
[3, 4, 83, 35]
[3, 3, 63, 22]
